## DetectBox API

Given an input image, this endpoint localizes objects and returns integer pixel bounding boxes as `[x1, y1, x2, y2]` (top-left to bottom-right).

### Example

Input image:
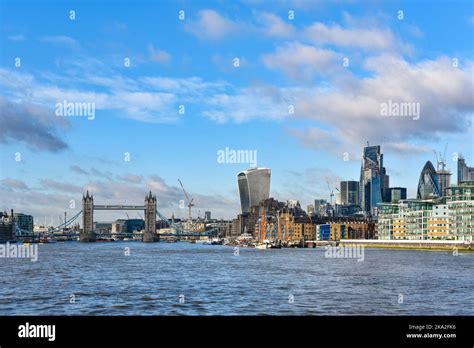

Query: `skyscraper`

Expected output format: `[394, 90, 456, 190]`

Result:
[340, 181, 359, 205]
[237, 168, 271, 213]
[417, 161, 440, 199]
[359, 144, 388, 214]
[457, 155, 474, 184]
[389, 187, 407, 203]
[437, 170, 451, 197]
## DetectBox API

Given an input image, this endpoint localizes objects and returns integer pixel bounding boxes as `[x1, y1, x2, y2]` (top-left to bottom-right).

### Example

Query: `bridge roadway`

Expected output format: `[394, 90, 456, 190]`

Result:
[93, 205, 145, 210]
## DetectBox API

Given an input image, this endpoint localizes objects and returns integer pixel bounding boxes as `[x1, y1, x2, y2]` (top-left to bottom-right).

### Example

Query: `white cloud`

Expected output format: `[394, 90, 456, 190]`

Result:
[39, 35, 78, 48]
[202, 84, 293, 123]
[304, 22, 398, 51]
[257, 12, 295, 37]
[286, 55, 474, 153]
[185, 10, 243, 40]
[148, 44, 171, 64]
[262, 41, 341, 79]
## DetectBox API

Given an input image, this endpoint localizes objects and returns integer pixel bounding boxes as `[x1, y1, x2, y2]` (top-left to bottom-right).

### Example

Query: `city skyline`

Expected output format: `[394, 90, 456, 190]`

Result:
[1, 0, 473, 223]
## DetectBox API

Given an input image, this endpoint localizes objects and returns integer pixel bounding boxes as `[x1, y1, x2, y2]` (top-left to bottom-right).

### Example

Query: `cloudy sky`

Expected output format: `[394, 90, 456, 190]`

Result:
[0, 0, 473, 225]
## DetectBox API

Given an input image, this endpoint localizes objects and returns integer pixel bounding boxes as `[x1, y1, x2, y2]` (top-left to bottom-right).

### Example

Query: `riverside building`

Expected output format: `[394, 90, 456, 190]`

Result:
[378, 182, 473, 241]
[447, 181, 474, 242]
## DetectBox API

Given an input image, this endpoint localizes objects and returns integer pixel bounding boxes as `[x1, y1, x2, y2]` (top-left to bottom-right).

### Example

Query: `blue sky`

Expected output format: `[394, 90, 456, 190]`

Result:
[0, 0, 473, 224]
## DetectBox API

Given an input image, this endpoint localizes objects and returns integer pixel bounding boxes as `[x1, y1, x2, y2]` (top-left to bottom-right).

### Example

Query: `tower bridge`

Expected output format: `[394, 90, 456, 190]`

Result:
[79, 190, 217, 242]
[81, 190, 159, 242]
[12, 191, 219, 242]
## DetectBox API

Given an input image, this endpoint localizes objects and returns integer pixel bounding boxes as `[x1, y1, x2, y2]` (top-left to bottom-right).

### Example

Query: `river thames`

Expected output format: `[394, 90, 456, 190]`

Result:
[0, 242, 472, 315]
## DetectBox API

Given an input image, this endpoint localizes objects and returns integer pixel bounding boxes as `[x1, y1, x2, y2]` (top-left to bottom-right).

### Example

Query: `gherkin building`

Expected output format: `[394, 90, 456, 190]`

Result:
[417, 161, 440, 199]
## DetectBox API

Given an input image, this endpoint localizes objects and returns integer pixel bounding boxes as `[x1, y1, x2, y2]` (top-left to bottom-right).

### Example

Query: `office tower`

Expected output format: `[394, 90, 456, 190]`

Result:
[417, 161, 440, 199]
[314, 199, 327, 216]
[237, 168, 271, 213]
[340, 181, 359, 205]
[359, 144, 388, 213]
[433, 149, 452, 197]
[389, 187, 407, 203]
[204, 211, 211, 221]
[457, 155, 474, 184]
[436, 170, 451, 197]
[13, 213, 34, 233]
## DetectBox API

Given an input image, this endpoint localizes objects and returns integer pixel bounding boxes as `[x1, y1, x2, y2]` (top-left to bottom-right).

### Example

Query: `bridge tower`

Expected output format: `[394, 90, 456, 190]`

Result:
[143, 191, 159, 242]
[80, 190, 96, 242]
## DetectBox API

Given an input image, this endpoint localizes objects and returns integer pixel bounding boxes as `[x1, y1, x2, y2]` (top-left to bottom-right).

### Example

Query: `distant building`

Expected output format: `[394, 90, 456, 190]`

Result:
[307, 204, 315, 214]
[293, 216, 314, 242]
[207, 221, 232, 238]
[417, 161, 440, 199]
[437, 170, 451, 197]
[340, 181, 359, 205]
[390, 187, 407, 203]
[378, 199, 457, 240]
[334, 204, 361, 217]
[447, 181, 474, 242]
[126, 219, 144, 233]
[317, 224, 331, 241]
[233, 212, 258, 237]
[286, 199, 300, 209]
[359, 144, 389, 214]
[112, 219, 127, 233]
[13, 213, 34, 233]
[93, 222, 112, 233]
[237, 168, 271, 213]
[0, 211, 15, 243]
[204, 211, 211, 221]
[110, 218, 145, 234]
[457, 155, 474, 184]
[314, 199, 328, 216]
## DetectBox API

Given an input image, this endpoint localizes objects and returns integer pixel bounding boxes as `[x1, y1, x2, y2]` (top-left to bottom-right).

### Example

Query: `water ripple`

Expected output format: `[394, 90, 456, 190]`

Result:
[0, 242, 473, 315]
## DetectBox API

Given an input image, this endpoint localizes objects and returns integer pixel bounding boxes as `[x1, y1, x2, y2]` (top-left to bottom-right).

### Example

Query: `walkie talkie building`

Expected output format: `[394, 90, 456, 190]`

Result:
[237, 168, 271, 213]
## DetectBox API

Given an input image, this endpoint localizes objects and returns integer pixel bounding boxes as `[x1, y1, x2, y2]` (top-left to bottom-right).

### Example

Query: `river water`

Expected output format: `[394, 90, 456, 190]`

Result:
[0, 242, 472, 315]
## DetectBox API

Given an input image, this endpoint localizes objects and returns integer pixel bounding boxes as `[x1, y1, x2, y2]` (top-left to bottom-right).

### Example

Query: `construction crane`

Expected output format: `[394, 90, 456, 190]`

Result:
[178, 179, 194, 222]
[434, 143, 448, 171]
[326, 177, 334, 205]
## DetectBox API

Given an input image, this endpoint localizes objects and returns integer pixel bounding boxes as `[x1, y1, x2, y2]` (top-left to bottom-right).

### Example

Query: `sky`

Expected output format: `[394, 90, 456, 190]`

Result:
[0, 0, 473, 225]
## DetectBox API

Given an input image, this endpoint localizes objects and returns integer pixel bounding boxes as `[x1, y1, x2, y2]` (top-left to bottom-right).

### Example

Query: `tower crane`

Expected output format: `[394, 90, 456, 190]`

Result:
[178, 179, 194, 222]
[326, 177, 335, 205]
[434, 143, 448, 171]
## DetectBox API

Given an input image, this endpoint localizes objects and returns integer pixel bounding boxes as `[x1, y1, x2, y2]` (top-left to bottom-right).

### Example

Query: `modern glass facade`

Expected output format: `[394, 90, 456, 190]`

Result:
[378, 200, 439, 240]
[437, 171, 452, 197]
[359, 145, 388, 214]
[457, 155, 474, 184]
[13, 213, 34, 233]
[237, 168, 271, 213]
[447, 181, 474, 242]
[340, 181, 359, 205]
[390, 187, 407, 203]
[417, 161, 440, 199]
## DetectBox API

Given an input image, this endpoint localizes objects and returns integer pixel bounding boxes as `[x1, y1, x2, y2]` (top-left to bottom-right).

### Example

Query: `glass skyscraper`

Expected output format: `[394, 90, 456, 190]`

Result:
[340, 181, 359, 205]
[359, 144, 388, 214]
[457, 155, 474, 184]
[237, 168, 271, 213]
[417, 161, 440, 199]
[390, 187, 407, 203]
